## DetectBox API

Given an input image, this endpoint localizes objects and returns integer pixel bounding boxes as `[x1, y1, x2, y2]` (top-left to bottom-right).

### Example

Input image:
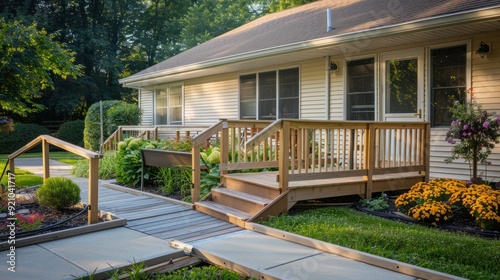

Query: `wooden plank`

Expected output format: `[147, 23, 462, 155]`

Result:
[141, 149, 193, 167]
[246, 223, 462, 280]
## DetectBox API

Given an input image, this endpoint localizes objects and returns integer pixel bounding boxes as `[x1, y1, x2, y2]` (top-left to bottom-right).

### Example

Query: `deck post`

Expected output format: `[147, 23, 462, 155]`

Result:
[153, 127, 158, 140]
[220, 120, 229, 177]
[42, 138, 50, 180]
[117, 127, 123, 143]
[88, 157, 99, 224]
[364, 123, 376, 199]
[191, 146, 201, 203]
[278, 121, 290, 193]
[423, 123, 431, 182]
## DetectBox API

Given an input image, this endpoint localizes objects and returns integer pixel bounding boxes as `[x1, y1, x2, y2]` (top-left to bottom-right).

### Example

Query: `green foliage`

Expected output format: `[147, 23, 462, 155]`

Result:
[445, 93, 500, 180]
[180, 0, 262, 49]
[0, 20, 82, 117]
[0, 123, 50, 153]
[153, 167, 192, 198]
[115, 138, 162, 186]
[84, 101, 141, 151]
[70, 152, 118, 180]
[359, 193, 389, 212]
[263, 0, 317, 13]
[56, 120, 85, 147]
[106, 104, 142, 136]
[262, 207, 500, 280]
[37, 177, 81, 210]
[159, 265, 246, 279]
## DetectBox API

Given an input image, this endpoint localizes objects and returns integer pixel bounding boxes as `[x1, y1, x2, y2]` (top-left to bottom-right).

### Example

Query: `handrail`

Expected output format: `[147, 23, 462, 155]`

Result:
[240, 120, 430, 197]
[191, 121, 224, 147]
[101, 124, 210, 152]
[245, 119, 282, 151]
[7, 135, 102, 224]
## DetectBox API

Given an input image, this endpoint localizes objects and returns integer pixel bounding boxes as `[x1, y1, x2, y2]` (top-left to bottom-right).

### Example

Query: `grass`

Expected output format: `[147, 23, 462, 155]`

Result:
[0, 151, 84, 165]
[261, 206, 500, 280]
[0, 151, 82, 188]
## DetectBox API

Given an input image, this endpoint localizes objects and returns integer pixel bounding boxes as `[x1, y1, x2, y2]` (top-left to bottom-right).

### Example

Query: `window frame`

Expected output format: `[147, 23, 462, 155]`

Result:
[154, 83, 184, 125]
[344, 56, 376, 121]
[428, 41, 471, 127]
[238, 67, 300, 120]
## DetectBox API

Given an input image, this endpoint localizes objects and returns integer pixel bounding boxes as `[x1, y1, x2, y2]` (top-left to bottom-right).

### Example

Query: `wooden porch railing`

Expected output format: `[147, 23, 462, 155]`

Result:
[6, 135, 102, 224]
[245, 120, 430, 198]
[190, 120, 273, 202]
[101, 125, 210, 152]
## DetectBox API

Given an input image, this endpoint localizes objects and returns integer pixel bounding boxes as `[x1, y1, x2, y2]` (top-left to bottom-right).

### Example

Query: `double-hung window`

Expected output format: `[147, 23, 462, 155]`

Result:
[239, 68, 299, 120]
[155, 84, 183, 125]
[346, 58, 375, 120]
[430, 45, 467, 127]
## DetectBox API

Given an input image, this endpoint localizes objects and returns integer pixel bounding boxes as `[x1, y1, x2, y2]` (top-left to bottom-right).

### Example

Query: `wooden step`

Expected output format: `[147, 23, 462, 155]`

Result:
[211, 188, 272, 215]
[222, 173, 281, 200]
[195, 201, 252, 227]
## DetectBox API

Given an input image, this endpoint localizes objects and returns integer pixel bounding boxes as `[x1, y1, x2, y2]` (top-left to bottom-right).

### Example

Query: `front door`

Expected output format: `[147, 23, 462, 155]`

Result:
[381, 49, 424, 122]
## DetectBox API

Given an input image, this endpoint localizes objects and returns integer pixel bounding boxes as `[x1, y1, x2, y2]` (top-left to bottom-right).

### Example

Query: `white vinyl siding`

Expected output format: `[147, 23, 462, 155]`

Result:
[139, 90, 154, 125]
[301, 59, 326, 120]
[429, 32, 500, 181]
[184, 74, 239, 125]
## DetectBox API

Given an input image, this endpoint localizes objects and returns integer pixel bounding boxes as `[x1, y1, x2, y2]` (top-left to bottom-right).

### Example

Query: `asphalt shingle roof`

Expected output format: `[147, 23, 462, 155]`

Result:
[128, 0, 500, 79]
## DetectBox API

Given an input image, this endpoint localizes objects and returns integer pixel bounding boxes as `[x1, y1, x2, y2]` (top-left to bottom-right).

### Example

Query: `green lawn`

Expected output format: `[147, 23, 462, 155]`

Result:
[0, 151, 82, 188]
[261, 206, 500, 280]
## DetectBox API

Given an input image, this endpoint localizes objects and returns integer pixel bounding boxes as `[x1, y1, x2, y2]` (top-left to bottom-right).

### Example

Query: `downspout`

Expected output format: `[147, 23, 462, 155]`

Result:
[325, 56, 331, 120]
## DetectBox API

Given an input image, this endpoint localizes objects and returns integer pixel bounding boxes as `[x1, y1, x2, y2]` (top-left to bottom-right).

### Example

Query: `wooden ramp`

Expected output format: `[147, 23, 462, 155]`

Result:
[90, 182, 243, 243]
[95, 181, 460, 280]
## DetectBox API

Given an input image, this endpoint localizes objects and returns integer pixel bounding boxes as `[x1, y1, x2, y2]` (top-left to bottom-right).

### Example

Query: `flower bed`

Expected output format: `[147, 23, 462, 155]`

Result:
[395, 178, 500, 231]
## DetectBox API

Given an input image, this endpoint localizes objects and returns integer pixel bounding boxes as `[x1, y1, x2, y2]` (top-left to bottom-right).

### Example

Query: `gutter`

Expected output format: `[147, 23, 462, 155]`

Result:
[120, 6, 500, 87]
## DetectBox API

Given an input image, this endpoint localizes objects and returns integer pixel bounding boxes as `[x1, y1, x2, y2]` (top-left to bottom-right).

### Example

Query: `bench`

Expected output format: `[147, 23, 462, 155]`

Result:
[140, 149, 195, 191]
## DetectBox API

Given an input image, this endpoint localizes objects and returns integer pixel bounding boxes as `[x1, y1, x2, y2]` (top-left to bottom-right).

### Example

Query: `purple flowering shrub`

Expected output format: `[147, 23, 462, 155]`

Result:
[445, 92, 500, 180]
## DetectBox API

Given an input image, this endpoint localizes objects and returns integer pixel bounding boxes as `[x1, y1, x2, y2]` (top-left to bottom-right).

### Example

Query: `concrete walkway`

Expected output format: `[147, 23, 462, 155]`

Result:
[0, 158, 463, 280]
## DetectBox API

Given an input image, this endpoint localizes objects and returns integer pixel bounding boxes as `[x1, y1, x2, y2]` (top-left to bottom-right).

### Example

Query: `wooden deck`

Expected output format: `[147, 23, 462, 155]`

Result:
[223, 170, 425, 205]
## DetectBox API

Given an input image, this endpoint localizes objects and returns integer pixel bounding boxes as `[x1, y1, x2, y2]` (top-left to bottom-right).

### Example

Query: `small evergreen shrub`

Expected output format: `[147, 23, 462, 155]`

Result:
[0, 123, 50, 153]
[55, 120, 85, 146]
[37, 177, 81, 210]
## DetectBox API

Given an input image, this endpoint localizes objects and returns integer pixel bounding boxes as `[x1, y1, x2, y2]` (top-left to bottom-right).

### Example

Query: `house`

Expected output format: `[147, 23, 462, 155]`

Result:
[119, 0, 500, 182]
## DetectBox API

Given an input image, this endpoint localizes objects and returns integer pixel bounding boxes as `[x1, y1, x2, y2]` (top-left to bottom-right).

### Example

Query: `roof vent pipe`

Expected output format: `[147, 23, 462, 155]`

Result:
[326, 8, 333, 32]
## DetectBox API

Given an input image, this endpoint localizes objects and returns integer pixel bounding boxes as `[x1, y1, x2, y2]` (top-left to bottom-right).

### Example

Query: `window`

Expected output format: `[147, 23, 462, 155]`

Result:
[346, 58, 375, 120]
[155, 84, 183, 125]
[431, 45, 466, 126]
[239, 68, 299, 120]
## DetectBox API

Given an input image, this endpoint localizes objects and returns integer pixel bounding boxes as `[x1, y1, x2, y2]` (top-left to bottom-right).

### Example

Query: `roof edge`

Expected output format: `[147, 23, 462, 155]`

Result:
[120, 5, 500, 87]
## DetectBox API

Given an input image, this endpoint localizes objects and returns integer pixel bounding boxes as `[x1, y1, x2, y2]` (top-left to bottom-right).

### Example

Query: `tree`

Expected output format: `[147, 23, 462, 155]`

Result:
[261, 0, 317, 13]
[0, 20, 82, 117]
[180, 0, 262, 49]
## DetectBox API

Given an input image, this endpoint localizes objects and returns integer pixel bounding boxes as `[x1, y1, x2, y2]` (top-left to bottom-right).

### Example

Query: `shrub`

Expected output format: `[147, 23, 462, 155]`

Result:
[0, 123, 50, 153]
[106, 103, 141, 136]
[84, 100, 141, 151]
[115, 138, 162, 186]
[55, 120, 85, 147]
[70, 152, 118, 180]
[37, 177, 81, 210]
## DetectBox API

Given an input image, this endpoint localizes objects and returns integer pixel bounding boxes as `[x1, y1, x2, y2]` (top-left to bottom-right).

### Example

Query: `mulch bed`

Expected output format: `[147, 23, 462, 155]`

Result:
[0, 201, 105, 242]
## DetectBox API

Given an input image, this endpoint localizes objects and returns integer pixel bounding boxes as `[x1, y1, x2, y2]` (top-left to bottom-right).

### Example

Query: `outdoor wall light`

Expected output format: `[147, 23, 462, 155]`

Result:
[328, 61, 338, 72]
[475, 41, 491, 58]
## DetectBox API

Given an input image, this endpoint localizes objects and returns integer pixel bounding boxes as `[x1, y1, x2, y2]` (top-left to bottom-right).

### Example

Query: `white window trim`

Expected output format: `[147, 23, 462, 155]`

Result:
[154, 82, 184, 125]
[238, 66, 301, 120]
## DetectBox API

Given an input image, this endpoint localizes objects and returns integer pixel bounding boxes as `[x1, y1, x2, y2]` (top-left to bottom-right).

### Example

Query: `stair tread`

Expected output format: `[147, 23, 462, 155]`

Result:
[212, 188, 272, 205]
[196, 201, 253, 220]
